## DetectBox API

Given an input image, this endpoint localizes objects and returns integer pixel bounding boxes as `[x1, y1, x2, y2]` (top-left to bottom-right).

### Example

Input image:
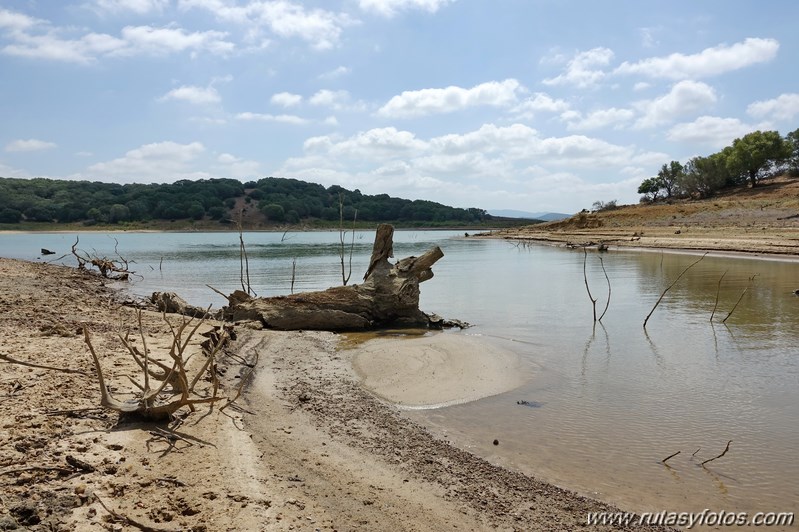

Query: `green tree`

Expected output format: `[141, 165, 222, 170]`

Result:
[679, 153, 728, 198]
[108, 204, 131, 223]
[637, 177, 664, 202]
[657, 161, 684, 198]
[0, 208, 22, 223]
[261, 203, 285, 222]
[786, 127, 799, 176]
[727, 130, 791, 187]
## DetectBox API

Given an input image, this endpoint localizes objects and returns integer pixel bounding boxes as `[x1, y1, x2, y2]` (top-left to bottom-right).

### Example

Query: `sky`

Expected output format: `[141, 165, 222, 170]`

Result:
[1, 1, 798, 214]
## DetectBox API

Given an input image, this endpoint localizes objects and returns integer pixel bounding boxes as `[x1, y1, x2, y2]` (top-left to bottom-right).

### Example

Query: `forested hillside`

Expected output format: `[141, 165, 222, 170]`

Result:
[0, 176, 492, 227]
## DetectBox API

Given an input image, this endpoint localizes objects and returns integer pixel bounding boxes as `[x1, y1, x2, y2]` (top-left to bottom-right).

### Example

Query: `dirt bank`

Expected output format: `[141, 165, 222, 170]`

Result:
[484, 176, 799, 257]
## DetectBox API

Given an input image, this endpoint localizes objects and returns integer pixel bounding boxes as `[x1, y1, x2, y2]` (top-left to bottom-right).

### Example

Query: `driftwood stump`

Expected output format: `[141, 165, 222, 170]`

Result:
[222, 224, 446, 330]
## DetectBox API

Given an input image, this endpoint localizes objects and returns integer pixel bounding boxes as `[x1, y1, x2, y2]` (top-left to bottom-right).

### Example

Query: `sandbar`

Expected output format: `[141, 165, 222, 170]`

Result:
[351, 333, 529, 408]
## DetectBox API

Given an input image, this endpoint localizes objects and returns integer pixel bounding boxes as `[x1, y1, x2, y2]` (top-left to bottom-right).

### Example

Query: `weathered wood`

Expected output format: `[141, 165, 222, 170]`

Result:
[223, 224, 447, 331]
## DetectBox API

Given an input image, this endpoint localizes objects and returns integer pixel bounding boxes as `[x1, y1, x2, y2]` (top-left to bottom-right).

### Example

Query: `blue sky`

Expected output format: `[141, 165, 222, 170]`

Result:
[1, 0, 797, 214]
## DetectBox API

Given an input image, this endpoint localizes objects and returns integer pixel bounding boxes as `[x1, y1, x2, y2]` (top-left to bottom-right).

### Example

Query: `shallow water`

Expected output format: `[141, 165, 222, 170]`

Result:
[2, 231, 797, 525]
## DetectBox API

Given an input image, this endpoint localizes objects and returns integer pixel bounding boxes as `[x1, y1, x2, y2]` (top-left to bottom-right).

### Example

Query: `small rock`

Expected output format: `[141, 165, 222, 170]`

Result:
[492, 439, 499, 446]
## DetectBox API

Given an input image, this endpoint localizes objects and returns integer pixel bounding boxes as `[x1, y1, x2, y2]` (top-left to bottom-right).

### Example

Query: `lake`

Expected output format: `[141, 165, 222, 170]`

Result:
[1, 230, 797, 525]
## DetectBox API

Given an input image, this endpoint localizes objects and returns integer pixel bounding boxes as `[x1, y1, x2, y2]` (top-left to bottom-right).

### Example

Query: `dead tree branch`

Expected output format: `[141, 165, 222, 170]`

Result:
[722, 274, 758, 324]
[94, 494, 178, 532]
[643, 252, 708, 328]
[70, 236, 135, 280]
[661, 450, 681, 464]
[710, 269, 728, 322]
[0, 353, 88, 375]
[237, 212, 255, 297]
[583, 247, 597, 322]
[83, 314, 230, 421]
[701, 440, 732, 467]
[598, 255, 611, 322]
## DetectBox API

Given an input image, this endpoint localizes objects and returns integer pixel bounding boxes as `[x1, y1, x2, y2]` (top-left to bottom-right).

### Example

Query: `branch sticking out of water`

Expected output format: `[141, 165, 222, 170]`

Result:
[701, 440, 732, 467]
[710, 269, 728, 322]
[643, 252, 708, 329]
[583, 247, 597, 323]
[722, 274, 758, 324]
[661, 450, 681, 464]
[598, 255, 611, 322]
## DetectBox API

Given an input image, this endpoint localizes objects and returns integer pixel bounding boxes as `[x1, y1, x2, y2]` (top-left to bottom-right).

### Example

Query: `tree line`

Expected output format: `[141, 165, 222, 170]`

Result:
[0, 176, 490, 226]
[638, 128, 799, 202]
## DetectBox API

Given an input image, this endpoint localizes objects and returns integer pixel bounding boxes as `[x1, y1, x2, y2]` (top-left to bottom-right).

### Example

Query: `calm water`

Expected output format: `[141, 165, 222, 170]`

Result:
[2, 231, 798, 525]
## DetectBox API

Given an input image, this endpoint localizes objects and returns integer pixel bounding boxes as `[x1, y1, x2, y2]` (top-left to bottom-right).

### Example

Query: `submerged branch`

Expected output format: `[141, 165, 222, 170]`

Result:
[583, 247, 597, 323]
[701, 440, 732, 467]
[710, 269, 728, 322]
[643, 252, 708, 329]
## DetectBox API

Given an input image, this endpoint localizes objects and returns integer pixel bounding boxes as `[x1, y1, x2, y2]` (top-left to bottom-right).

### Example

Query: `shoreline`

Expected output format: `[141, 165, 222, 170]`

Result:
[0, 256, 675, 530]
[478, 225, 799, 260]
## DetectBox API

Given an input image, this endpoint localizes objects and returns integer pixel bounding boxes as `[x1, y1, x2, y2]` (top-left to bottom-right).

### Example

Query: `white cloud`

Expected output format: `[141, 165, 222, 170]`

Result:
[4, 139, 57, 152]
[309, 89, 365, 111]
[303, 127, 426, 159]
[90, 0, 170, 14]
[511, 92, 570, 120]
[235, 112, 309, 125]
[0, 8, 41, 31]
[377, 79, 522, 118]
[271, 91, 303, 107]
[278, 123, 665, 211]
[215, 152, 260, 177]
[633, 80, 717, 129]
[179, 0, 356, 51]
[747, 93, 799, 123]
[563, 108, 635, 131]
[119, 25, 234, 56]
[666, 116, 753, 148]
[85, 141, 207, 181]
[0, 8, 234, 63]
[318, 65, 350, 79]
[358, 0, 455, 17]
[159, 85, 221, 104]
[542, 47, 614, 89]
[638, 27, 659, 48]
[633, 82, 651, 91]
[615, 37, 779, 80]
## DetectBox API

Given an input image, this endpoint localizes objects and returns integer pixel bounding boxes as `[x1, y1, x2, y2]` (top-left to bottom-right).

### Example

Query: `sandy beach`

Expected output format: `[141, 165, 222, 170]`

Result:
[0, 256, 680, 531]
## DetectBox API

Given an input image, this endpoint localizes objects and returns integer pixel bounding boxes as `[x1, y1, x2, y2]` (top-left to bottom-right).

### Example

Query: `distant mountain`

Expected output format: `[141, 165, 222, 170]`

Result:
[488, 209, 571, 221]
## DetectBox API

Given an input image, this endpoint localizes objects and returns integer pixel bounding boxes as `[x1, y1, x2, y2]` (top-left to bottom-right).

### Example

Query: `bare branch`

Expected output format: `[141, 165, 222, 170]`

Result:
[643, 252, 708, 328]
[583, 247, 597, 323]
[661, 450, 681, 464]
[701, 440, 732, 467]
[0, 353, 88, 375]
[598, 255, 611, 322]
[722, 274, 758, 324]
[710, 269, 728, 322]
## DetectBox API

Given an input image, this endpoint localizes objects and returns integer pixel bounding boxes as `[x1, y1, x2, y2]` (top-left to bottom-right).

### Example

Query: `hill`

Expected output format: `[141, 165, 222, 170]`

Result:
[488, 209, 570, 221]
[487, 175, 799, 256]
[0, 176, 527, 230]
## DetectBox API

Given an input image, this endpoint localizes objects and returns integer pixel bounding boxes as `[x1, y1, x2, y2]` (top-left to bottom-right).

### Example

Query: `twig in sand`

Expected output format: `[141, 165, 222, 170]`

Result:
[94, 494, 178, 532]
[643, 253, 708, 328]
[156, 477, 188, 487]
[0, 353, 88, 375]
[701, 440, 732, 467]
[710, 269, 728, 321]
[692, 448, 701, 458]
[661, 450, 681, 464]
[0, 464, 74, 476]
